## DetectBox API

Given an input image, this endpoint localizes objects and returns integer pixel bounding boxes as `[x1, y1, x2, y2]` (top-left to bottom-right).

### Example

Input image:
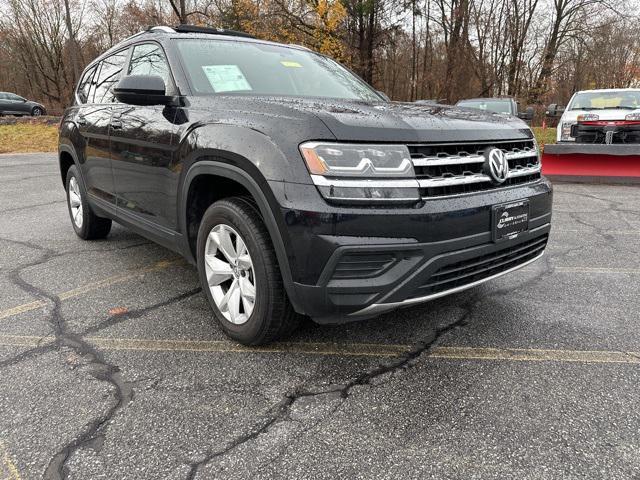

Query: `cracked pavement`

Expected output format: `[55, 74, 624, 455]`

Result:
[1, 153, 640, 479]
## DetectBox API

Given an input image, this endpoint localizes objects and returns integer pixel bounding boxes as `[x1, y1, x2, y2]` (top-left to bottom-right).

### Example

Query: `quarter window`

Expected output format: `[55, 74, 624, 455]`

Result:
[77, 65, 97, 104]
[128, 43, 173, 92]
[93, 50, 129, 104]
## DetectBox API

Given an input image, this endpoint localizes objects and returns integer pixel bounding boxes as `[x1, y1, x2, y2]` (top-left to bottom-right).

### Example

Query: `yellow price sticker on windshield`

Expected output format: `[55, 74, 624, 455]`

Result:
[280, 61, 302, 68]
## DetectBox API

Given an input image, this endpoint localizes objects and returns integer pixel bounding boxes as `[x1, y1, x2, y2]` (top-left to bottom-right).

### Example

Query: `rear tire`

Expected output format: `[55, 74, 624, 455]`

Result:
[197, 197, 300, 345]
[65, 165, 112, 240]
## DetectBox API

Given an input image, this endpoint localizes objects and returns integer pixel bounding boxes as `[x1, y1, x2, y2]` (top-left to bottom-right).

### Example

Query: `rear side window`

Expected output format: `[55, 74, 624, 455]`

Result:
[93, 50, 129, 104]
[77, 65, 97, 104]
[128, 43, 173, 92]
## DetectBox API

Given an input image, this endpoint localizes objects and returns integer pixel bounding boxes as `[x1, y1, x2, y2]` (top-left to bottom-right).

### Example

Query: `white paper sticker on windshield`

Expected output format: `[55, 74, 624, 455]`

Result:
[202, 65, 252, 93]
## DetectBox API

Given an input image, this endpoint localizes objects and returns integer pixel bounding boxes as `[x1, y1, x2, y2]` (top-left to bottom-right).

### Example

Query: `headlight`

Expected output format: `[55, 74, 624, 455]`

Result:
[560, 122, 575, 141]
[625, 113, 640, 121]
[299, 142, 420, 203]
[300, 142, 414, 177]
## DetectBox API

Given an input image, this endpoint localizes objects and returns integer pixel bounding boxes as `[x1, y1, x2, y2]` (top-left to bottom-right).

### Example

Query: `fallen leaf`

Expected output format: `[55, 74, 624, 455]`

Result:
[108, 306, 129, 316]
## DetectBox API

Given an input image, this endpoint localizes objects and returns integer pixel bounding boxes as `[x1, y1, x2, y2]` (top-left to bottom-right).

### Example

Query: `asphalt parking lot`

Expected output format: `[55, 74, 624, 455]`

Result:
[1, 153, 639, 480]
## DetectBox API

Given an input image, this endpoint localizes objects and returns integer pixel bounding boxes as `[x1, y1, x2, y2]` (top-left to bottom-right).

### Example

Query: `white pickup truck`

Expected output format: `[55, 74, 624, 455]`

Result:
[550, 88, 640, 144]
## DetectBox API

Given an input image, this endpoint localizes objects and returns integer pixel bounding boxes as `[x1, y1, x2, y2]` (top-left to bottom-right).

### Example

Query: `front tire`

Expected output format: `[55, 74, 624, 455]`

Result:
[65, 165, 112, 240]
[197, 197, 300, 345]
[32, 107, 43, 116]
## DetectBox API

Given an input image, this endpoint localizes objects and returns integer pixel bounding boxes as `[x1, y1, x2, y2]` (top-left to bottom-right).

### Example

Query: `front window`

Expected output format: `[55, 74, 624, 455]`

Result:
[456, 100, 513, 114]
[569, 91, 640, 110]
[175, 39, 381, 101]
[93, 49, 129, 104]
[128, 43, 174, 92]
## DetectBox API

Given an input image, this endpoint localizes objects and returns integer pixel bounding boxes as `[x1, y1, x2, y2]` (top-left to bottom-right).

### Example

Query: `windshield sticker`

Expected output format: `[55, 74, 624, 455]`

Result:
[202, 65, 252, 93]
[280, 60, 302, 68]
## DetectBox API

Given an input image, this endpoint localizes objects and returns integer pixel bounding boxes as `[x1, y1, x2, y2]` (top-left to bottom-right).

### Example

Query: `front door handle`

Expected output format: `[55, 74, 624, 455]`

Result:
[111, 120, 123, 130]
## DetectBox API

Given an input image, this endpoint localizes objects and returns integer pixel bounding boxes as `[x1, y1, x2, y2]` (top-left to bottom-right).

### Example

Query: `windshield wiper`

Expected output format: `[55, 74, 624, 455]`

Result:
[611, 105, 637, 110]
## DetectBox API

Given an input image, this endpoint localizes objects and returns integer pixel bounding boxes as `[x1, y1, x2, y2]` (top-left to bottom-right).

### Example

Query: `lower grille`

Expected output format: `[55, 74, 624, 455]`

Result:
[573, 124, 640, 144]
[332, 252, 396, 279]
[409, 235, 548, 298]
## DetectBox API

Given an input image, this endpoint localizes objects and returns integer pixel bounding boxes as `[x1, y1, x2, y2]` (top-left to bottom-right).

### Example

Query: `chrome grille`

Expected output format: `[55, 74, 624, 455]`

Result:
[409, 140, 541, 197]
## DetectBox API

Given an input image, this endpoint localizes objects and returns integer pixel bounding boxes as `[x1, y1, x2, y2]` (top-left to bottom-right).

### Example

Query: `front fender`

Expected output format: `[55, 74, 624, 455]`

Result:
[176, 123, 312, 184]
[176, 125, 306, 313]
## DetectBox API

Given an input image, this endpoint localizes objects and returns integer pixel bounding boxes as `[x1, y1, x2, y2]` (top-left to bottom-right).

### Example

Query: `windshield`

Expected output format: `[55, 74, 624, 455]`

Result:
[569, 91, 640, 110]
[456, 100, 513, 114]
[175, 39, 381, 101]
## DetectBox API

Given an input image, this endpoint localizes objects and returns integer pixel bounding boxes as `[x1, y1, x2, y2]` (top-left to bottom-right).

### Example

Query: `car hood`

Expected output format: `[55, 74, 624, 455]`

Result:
[561, 108, 640, 122]
[193, 96, 533, 143]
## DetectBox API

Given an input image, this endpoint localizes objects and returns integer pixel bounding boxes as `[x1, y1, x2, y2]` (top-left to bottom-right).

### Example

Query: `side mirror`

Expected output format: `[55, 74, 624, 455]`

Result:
[518, 106, 534, 120]
[114, 75, 173, 106]
[546, 104, 565, 117]
[376, 90, 390, 101]
[546, 104, 557, 117]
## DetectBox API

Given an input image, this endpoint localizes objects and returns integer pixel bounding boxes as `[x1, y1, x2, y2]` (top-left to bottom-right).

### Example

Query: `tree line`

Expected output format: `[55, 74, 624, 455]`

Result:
[0, 0, 638, 115]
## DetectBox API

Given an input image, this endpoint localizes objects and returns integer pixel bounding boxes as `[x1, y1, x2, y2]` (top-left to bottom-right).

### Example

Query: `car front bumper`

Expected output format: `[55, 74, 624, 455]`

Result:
[269, 177, 553, 323]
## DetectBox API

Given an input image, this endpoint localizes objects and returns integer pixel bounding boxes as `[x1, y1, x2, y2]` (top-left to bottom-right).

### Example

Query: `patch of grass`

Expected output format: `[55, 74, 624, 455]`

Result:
[532, 126, 556, 146]
[0, 123, 58, 154]
[0, 122, 558, 155]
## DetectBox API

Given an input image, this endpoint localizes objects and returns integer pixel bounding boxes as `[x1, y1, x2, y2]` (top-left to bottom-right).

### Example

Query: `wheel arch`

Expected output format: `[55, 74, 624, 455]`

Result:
[58, 144, 80, 187]
[179, 158, 302, 312]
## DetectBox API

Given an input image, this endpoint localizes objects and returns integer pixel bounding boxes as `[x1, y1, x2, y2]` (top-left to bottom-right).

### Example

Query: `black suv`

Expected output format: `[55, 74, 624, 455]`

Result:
[59, 25, 552, 344]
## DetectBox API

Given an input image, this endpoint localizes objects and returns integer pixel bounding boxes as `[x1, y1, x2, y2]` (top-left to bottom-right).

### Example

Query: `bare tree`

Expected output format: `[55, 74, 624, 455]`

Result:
[527, 0, 616, 103]
[0, 0, 638, 112]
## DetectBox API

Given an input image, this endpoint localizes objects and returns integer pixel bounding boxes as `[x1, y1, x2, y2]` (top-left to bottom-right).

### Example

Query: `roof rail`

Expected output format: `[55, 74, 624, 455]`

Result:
[147, 26, 176, 33]
[174, 24, 255, 39]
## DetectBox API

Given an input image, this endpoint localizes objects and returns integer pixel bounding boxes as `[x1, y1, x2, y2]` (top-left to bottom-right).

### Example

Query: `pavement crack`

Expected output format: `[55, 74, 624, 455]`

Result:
[0, 289, 201, 370]
[185, 301, 474, 479]
[0, 199, 66, 214]
[2, 253, 135, 480]
[81, 287, 201, 336]
[0, 243, 147, 479]
[43, 338, 133, 480]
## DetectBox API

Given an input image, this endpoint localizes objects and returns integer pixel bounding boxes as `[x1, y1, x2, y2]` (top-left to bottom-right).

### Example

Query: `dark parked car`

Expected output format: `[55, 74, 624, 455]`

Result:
[0, 92, 46, 116]
[58, 25, 552, 345]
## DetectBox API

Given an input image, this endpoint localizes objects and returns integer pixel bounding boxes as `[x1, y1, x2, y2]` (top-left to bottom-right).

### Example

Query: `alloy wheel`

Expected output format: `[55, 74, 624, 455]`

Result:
[204, 224, 256, 325]
[68, 177, 83, 228]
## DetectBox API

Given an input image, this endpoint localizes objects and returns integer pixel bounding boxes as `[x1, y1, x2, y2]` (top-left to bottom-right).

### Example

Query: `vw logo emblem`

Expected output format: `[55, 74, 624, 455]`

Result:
[484, 148, 509, 184]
